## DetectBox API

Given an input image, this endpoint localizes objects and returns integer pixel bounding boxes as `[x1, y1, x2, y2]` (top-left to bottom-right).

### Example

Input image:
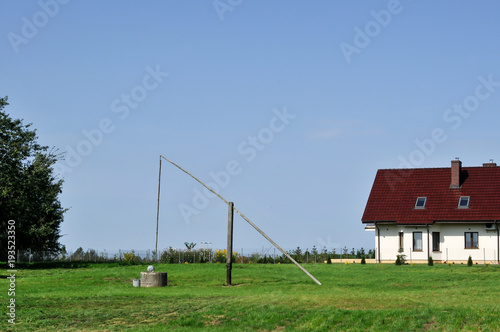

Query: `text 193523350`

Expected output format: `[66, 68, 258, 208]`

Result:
[7, 219, 16, 325]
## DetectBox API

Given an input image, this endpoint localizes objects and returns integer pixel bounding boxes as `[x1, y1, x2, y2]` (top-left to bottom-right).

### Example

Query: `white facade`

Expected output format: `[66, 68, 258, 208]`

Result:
[374, 223, 499, 263]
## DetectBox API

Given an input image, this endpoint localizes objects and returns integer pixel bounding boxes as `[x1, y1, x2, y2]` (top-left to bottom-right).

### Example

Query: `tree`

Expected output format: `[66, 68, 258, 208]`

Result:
[311, 245, 318, 263]
[293, 246, 302, 262]
[321, 246, 328, 262]
[395, 255, 402, 266]
[395, 248, 406, 265]
[0, 96, 66, 259]
[356, 250, 361, 259]
[342, 246, 348, 258]
[368, 249, 374, 259]
[184, 242, 196, 250]
[71, 247, 84, 261]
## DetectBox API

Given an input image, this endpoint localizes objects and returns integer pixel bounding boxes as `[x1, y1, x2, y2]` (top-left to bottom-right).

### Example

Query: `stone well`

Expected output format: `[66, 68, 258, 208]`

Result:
[140, 272, 167, 287]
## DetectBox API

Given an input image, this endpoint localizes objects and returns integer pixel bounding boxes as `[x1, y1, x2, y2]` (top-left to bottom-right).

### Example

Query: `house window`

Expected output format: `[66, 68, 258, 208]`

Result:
[398, 231, 404, 251]
[415, 197, 427, 209]
[465, 232, 478, 249]
[413, 232, 422, 251]
[432, 232, 440, 252]
[458, 196, 470, 208]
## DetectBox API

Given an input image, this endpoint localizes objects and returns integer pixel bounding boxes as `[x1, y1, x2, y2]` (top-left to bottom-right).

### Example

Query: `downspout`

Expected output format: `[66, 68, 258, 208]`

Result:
[376, 224, 381, 263]
[496, 220, 499, 264]
[427, 225, 430, 261]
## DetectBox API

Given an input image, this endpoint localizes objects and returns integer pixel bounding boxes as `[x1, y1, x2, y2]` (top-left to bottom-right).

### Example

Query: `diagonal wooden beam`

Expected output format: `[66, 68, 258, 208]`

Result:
[159, 155, 322, 286]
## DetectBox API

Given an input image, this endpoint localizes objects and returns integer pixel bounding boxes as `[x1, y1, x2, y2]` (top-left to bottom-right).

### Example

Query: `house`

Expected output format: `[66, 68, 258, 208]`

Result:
[362, 159, 500, 264]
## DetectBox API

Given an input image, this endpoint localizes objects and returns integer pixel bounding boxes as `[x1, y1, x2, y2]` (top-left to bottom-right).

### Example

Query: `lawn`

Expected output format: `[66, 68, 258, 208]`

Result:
[1, 262, 499, 331]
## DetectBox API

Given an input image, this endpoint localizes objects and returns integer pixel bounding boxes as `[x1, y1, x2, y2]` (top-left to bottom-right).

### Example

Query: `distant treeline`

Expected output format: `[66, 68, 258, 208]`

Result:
[15, 246, 375, 264]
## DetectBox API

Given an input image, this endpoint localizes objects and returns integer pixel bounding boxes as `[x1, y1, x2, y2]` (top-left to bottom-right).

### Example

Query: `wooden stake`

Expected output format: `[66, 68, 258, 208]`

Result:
[227, 202, 234, 286]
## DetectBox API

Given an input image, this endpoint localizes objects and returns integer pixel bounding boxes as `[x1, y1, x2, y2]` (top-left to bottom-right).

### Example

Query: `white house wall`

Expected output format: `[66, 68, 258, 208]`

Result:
[375, 223, 498, 263]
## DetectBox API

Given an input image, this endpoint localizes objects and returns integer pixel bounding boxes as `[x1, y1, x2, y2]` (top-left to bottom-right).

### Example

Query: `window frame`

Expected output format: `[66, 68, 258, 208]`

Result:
[432, 232, 440, 252]
[458, 196, 470, 209]
[464, 232, 478, 249]
[414, 197, 427, 209]
[413, 232, 423, 251]
[398, 231, 404, 251]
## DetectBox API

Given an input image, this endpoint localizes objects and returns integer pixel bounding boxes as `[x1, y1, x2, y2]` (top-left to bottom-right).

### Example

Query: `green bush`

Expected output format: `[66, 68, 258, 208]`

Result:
[361, 255, 366, 265]
[124, 251, 136, 263]
[428, 256, 434, 266]
[395, 254, 406, 265]
[467, 256, 473, 266]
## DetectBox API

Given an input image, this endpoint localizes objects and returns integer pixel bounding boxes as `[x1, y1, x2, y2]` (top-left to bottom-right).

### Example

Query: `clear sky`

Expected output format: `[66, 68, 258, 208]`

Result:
[2, 1, 500, 255]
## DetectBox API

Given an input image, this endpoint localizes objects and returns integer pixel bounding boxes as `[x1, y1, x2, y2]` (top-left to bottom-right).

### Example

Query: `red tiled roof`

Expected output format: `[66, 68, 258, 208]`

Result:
[361, 164, 500, 224]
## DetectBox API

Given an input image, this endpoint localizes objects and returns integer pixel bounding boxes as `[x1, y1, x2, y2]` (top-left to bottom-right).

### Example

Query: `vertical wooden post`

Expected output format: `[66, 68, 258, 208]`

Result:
[226, 202, 234, 286]
[155, 156, 162, 261]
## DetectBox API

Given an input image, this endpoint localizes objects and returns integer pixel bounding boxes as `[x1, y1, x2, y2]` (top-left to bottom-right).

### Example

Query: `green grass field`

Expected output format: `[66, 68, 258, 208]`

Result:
[1, 262, 499, 331]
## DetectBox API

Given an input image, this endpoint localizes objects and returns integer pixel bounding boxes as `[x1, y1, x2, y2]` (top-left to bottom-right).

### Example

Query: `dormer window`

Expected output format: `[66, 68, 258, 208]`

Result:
[458, 196, 470, 208]
[415, 197, 427, 209]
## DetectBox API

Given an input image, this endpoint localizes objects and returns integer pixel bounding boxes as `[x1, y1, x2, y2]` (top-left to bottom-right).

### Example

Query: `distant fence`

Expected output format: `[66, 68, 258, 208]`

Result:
[16, 247, 376, 264]
[16, 249, 154, 263]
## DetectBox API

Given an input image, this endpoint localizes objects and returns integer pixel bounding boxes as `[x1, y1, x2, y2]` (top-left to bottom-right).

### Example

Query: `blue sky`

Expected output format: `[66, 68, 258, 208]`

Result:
[2, 1, 500, 254]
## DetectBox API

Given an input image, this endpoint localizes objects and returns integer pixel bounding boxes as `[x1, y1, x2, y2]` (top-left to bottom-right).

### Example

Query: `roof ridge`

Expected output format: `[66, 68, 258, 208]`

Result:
[379, 165, 499, 171]
[378, 167, 449, 171]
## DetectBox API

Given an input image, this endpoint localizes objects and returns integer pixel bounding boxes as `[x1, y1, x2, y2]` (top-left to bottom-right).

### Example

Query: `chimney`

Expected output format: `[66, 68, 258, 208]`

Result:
[483, 159, 497, 167]
[450, 158, 462, 189]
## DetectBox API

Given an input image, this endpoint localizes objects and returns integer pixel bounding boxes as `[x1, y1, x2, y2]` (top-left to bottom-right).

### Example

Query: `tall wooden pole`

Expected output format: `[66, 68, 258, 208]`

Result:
[155, 156, 162, 261]
[226, 202, 234, 286]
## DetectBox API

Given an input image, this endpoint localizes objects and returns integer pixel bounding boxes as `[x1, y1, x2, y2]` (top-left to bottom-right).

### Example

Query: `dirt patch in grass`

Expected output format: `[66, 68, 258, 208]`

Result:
[206, 314, 225, 326]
